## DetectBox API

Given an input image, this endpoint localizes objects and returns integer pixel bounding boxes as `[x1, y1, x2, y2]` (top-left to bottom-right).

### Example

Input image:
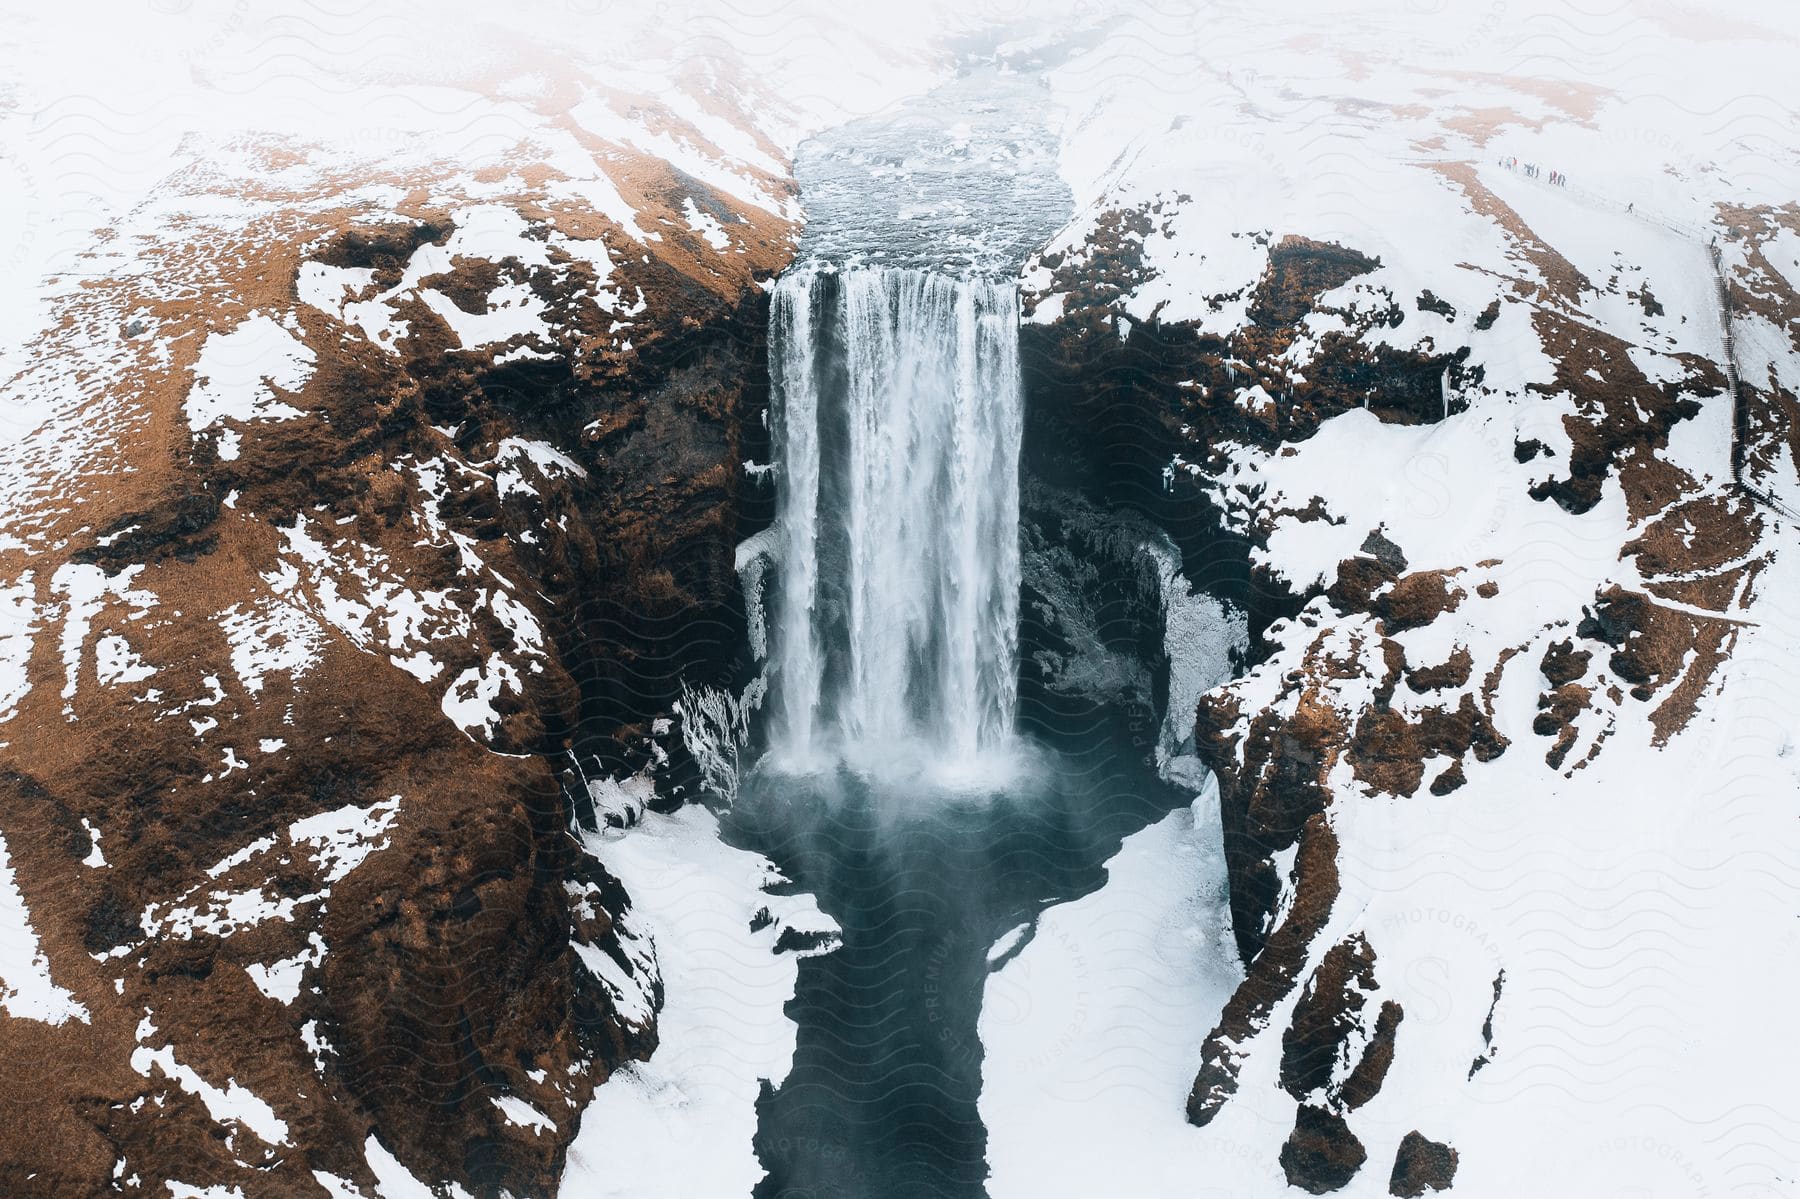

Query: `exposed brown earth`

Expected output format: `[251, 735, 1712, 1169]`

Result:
[1389, 1130, 1460, 1196]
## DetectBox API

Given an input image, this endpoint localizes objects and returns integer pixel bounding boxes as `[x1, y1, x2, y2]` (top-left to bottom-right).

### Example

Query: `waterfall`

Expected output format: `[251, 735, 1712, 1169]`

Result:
[768, 265, 1023, 775]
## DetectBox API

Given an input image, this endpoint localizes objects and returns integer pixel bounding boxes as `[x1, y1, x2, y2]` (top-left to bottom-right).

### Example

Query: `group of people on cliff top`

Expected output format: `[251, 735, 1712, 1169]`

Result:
[1499, 156, 1568, 187]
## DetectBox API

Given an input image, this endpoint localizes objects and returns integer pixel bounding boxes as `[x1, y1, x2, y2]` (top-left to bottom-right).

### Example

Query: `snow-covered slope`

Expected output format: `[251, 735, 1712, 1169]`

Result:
[991, 3, 1800, 1194]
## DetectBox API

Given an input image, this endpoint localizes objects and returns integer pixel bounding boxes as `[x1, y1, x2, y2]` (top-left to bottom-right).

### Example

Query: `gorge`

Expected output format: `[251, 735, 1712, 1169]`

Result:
[1, 5, 1796, 1197]
[721, 73, 1243, 1196]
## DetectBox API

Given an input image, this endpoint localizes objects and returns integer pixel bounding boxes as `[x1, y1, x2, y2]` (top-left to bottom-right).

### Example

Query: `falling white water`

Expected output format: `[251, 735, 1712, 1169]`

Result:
[769, 265, 1024, 774]
[770, 273, 824, 756]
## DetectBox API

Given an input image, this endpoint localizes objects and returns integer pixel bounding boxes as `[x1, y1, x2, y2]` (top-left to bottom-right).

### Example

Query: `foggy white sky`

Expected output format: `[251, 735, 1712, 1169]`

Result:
[2, 0, 1794, 361]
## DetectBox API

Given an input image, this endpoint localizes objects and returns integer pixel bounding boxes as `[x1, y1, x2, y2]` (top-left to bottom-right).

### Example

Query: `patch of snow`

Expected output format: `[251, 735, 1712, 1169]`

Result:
[81, 818, 106, 867]
[296, 262, 376, 320]
[0, 574, 37, 728]
[1143, 535, 1249, 767]
[987, 921, 1030, 964]
[493, 343, 557, 364]
[265, 518, 470, 687]
[167, 1185, 247, 1199]
[184, 314, 316, 452]
[441, 653, 522, 741]
[681, 198, 732, 251]
[570, 907, 658, 1031]
[492, 1094, 556, 1135]
[310, 1171, 372, 1199]
[301, 1020, 334, 1072]
[246, 932, 325, 1005]
[143, 883, 306, 943]
[421, 281, 550, 351]
[491, 436, 588, 499]
[363, 1134, 468, 1199]
[131, 1040, 289, 1146]
[219, 598, 324, 697]
[981, 786, 1243, 1197]
[0, 829, 90, 1024]
[51, 562, 155, 715]
[440, 203, 555, 268]
[563, 806, 836, 1198]
[586, 771, 656, 829]
[289, 796, 400, 885]
[205, 836, 277, 880]
[94, 632, 154, 685]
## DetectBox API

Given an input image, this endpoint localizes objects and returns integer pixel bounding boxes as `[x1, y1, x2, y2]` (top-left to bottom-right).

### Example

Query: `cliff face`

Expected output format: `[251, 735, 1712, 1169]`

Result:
[1025, 193, 1800, 1196]
[0, 77, 796, 1195]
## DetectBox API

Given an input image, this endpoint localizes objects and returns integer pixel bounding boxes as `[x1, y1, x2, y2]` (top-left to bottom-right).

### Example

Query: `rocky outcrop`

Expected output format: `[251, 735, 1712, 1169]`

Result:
[1187, 813, 1341, 1125]
[1259, 935, 1405, 1193]
[1280, 935, 1403, 1113]
[1281, 1105, 1368, 1195]
[1713, 203, 1800, 514]
[1389, 1131, 1460, 1196]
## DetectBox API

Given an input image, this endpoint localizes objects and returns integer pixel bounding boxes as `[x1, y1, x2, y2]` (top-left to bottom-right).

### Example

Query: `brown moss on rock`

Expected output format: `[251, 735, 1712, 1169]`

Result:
[1578, 585, 1741, 742]
[1198, 682, 1346, 963]
[1327, 561, 1467, 635]
[1280, 933, 1404, 1112]
[1188, 814, 1342, 1126]
[1329, 556, 1400, 614]
[71, 491, 222, 570]
[1539, 638, 1591, 686]
[1428, 759, 1467, 795]
[1389, 1131, 1459, 1196]
[1407, 647, 1472, 693]
[315, 219, 454, 287]
[1350, 692, 1507, 799]
[1522, 307, 1714, 519]
[0, 155, 785, 1194]
[1380, 570, 1467, 634]
[1281, 1105, 1369, 1194]
[1340, 999, 1403, 1110]
[1252, 237, 1382, 329]
[322, 762, 650, 1195]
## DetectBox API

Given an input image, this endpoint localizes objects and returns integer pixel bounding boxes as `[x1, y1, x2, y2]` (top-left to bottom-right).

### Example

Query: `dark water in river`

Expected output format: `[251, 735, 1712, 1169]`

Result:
[726, 712, 1190, 1198]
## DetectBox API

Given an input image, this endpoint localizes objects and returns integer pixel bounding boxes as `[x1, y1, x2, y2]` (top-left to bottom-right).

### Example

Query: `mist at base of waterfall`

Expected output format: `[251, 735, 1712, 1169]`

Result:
[754, 729, 1048, 799]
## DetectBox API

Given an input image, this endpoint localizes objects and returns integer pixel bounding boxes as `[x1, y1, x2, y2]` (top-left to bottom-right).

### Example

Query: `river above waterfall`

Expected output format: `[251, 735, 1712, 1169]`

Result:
[763, 69, 1073, 781]
[789, 71, 1070, 276]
